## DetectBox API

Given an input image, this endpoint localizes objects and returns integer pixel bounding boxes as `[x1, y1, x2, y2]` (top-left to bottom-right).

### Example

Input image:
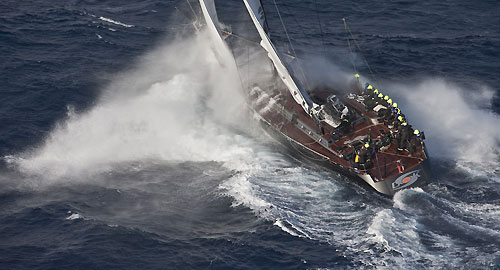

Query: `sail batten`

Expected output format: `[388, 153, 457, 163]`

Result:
[242, 0, 313, 112]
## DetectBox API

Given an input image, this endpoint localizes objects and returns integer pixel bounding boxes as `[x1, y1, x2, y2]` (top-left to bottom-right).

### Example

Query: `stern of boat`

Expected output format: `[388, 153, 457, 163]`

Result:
[359, 158, 432, 196]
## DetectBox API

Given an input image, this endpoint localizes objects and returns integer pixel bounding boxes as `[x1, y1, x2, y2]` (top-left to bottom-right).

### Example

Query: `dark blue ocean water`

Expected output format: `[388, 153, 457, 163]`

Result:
[1, 0, 499, 269]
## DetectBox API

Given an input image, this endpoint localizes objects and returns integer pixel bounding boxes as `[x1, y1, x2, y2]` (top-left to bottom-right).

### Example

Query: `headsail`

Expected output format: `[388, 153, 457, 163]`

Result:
[242, 0, 313, 113]
[199, 0, 232, 65]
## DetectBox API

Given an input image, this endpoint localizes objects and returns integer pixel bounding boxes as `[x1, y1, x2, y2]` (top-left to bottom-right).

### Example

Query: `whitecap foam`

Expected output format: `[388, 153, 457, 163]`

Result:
[98, 16, 134, 28]
[393, 187, 425, 210]
[66, 213, 83, 220]
[274, 219, 300, 237]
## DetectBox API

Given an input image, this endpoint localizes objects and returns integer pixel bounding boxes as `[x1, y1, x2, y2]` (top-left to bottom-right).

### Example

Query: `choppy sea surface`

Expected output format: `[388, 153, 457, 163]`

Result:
[1, 0, 499, 269]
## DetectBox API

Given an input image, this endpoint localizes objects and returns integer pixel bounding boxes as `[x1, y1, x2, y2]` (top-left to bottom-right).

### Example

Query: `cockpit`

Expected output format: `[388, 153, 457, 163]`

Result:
[311, 94, 350, 128]
[326, 94, 349, 119]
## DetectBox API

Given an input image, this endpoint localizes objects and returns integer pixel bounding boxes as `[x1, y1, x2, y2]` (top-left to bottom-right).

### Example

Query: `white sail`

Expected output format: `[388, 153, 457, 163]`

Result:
[245, 0, 270, 35]
[199, 0, 232, 66]
[242, 0, 313, 112]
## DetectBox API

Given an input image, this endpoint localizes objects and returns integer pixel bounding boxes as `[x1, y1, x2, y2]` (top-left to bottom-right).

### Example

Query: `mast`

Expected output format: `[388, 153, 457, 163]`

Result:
[242, 0, 314, 113]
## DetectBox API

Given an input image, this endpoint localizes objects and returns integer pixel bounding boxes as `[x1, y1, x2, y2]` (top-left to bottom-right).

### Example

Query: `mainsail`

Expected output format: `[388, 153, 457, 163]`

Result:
[241, 0, 314, 113]
[244, 0, 270, 35]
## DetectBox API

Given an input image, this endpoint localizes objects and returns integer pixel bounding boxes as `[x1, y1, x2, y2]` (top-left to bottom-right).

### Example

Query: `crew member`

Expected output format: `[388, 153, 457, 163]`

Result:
[381, 95, 390, 107]
[333, 118, 351, 139]
[414, 129, 425, 141]
[408, 129, 420, 155]
[378, 107, 392, 122]
[364, 89, 377, 110]
[355, 144, 369, 168]
[377, 133, 392, 150]
[397, 122, 410, 150]
[392, 115, 404, 129]
[375, 93, 384, 104]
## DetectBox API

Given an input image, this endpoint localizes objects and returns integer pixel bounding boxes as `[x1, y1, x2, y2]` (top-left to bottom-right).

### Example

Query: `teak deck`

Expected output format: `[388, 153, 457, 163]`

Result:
[248, 85, 426, 182]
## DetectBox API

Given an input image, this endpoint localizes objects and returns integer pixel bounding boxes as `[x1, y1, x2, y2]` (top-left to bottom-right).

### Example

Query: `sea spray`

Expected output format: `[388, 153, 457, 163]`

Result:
[386, 78, 500, 179]
[8, 30, 255, 181]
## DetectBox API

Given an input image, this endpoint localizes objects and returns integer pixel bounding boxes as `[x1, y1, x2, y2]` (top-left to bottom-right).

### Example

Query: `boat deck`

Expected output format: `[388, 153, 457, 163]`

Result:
[248, 85, 427, 182]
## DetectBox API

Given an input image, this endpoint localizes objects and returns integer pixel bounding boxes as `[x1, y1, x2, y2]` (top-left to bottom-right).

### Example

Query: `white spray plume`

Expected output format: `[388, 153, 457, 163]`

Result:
[292, 54, 354, 91]
[385, 78, 500, 176]
[9, 29, 259, 180]
[298, 50, 500, 176]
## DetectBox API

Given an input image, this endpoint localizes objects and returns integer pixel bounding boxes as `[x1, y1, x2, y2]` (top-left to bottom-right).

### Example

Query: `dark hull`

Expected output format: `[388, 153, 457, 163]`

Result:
[257, 102, 431, 196]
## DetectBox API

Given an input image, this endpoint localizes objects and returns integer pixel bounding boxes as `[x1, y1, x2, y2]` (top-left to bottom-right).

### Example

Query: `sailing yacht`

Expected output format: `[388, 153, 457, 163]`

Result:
[197, 0, 431, 196]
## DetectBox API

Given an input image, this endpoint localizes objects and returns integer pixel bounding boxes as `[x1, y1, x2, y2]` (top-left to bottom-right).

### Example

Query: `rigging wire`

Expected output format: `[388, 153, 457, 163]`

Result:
[271, 0, 311, 90]
[313, 0, 327, 60]
[344, 20, 357, 75]
[247, 45, 250, 90]
[342, 18, 377, 81]
[222, 31, 253, 97]
[221, 30, 259, 46]
[271, 0, 298, 59]
[185, 0, 200, 22]
[226, 43, 249, 95]
[278, 2, 307, 42]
